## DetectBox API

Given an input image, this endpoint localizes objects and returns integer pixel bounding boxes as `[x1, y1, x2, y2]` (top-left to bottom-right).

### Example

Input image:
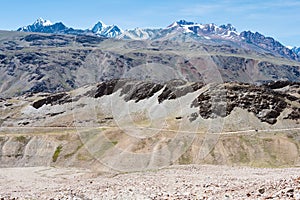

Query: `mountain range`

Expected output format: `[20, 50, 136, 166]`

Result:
[17, 18, 300, 61]
[0, 17, 299, 172]
[17, 18, 123, 39]
[0, 17, 298, 98]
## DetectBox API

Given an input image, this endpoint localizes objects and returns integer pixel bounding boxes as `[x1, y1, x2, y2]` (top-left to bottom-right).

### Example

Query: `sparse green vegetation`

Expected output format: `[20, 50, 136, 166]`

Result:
[178, 154, 193, 165]
[15, 135, 27, 143]
[52, 145, 63, 162]
[178, 149, 193, 165]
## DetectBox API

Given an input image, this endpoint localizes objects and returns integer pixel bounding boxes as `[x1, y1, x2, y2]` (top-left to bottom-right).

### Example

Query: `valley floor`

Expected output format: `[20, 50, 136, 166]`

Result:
[0, 165, 299, 200]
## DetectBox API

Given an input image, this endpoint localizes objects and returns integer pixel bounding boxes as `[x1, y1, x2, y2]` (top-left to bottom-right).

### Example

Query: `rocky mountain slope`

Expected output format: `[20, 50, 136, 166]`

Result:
[0, 80, 299, 170]
[293, 46, 300, 56]
[0, 30, 300, 98]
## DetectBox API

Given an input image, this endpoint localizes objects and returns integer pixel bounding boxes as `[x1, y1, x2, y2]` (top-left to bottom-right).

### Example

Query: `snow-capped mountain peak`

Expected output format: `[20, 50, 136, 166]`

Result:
[34, 17, 53, 26]
[167, 22, 179, 29]
[16, 18, 300, 61]
[17, 18, 122, 37]
[17, 18, 62, 32]
[91, 21, 107, 33]
[165, 20, 239, 40]
[103, 25, 122, 37]
[91, 20, 122, 37]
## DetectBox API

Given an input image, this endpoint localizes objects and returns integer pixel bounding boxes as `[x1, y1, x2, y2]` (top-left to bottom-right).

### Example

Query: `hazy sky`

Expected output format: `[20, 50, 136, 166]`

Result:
[1, 0, 300, 46]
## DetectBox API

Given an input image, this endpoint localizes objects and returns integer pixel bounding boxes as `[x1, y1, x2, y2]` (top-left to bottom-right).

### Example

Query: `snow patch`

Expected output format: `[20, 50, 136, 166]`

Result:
[34, 18, 53, 26]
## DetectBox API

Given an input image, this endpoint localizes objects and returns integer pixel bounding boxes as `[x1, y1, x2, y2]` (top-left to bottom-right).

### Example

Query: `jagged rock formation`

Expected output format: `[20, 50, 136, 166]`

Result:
[191, 83, 294, 124]
[32, 93, 71, 109]
[85, 79, 204, 103]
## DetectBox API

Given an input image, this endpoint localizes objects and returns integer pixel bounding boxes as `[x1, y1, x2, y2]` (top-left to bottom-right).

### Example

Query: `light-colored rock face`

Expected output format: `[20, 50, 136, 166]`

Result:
[0, 81, 299, 171]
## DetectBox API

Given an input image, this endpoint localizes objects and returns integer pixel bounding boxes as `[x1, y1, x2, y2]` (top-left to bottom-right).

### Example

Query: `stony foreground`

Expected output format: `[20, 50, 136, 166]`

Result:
[0, 165, 300, 200]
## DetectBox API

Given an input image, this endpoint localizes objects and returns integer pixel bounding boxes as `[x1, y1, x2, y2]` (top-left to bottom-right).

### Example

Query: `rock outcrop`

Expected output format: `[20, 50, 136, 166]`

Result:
[191, 82, 300, 124]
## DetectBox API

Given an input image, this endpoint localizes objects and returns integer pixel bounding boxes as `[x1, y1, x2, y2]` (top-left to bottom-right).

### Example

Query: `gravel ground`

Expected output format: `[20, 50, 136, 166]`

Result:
[0, 165, 300, 200]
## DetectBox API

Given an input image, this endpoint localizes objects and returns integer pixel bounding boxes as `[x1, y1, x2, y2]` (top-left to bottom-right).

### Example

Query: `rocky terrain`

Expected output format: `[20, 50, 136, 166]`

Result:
[0, 165, 299, 199]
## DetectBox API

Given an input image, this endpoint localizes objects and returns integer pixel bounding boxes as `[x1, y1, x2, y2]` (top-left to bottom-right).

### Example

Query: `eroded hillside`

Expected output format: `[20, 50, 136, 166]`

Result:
[0, 80, 299, 170]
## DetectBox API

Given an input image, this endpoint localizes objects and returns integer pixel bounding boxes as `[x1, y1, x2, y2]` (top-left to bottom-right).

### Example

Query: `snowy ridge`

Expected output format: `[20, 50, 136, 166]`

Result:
[118, 28, 162, 40]
[18, 18, 53, 32]
[164, 20, 239, 40]
[16, 18, 300, 61]
[91, 21, 123, 37]
[18, 18, 123, 38]
[34, 17, 53, 26]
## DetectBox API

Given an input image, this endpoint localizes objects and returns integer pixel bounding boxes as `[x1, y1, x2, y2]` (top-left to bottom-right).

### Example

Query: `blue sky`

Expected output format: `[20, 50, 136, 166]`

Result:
[1, 0, 300, 46]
